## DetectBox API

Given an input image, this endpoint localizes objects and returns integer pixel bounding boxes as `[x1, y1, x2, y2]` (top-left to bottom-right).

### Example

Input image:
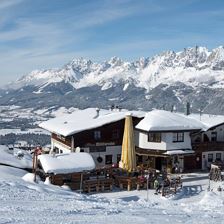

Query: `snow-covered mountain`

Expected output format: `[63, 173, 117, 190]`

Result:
[1, 46, 224, 115]
[7, 46, 224, 91]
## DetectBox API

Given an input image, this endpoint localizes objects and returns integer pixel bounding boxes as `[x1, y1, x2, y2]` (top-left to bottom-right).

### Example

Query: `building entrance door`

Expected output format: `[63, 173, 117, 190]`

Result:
[155, 157, 162, 170]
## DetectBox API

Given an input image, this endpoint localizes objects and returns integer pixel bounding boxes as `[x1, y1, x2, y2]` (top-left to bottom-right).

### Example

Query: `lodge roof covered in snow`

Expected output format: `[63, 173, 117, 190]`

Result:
[135, 110, 206, 132]
[38, 152, 95, 174]
[39, 108, 145, 136]
[187, 113, 224, 130]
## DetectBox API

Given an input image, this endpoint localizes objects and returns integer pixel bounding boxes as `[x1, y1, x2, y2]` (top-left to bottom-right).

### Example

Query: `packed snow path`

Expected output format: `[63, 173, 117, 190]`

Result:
[0, 166, 223, 224]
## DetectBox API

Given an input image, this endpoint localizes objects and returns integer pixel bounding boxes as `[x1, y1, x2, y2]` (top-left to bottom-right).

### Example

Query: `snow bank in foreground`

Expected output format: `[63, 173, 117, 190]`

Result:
[44, 177, 51, 185]
[22, 173, 40, 183]
[199, 191, 224, 208]
[1, 165, 224, 224]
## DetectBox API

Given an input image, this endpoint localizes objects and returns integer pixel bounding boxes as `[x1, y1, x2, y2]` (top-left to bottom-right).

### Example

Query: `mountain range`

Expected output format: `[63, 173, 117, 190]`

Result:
[1, 46, 224, 115]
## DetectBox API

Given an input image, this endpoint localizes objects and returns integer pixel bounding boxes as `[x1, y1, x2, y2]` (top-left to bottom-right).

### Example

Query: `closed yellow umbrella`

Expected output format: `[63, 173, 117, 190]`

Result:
[119, 113, 136, 172]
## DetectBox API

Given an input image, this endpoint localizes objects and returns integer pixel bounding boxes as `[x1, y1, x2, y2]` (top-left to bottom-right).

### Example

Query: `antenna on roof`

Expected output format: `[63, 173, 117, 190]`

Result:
[198, 107, 204, 121]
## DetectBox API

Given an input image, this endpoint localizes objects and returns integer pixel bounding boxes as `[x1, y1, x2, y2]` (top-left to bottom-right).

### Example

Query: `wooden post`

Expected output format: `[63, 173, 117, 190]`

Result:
[146, 174, 149, 201]
[96, 185, 99, 192]
[102, 182, 105, 192]
[137, 183, 140, 191]
[32, 151, 36, 173]
[79, 173, 83, 193]
[127, 180, 131, 191]
[162, 182, 165, 196]
[34, 152, 38, 182]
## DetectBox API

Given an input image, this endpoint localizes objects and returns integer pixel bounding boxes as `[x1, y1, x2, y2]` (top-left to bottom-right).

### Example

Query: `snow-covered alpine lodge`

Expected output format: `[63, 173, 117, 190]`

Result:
[39, 107, 224, 173]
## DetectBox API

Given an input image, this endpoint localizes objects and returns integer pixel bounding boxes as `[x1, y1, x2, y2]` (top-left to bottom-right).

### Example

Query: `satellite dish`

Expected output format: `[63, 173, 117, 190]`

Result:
[75, 147, 81, 153]
[97, 156, 103, 163]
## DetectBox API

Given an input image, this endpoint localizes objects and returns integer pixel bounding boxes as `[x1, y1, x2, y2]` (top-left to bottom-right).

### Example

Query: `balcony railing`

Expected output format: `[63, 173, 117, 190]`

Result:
[192, 142, 224, 151]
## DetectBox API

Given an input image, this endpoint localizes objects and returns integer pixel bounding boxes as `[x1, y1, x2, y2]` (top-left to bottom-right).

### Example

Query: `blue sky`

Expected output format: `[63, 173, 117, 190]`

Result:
[0, 0, 224, 85]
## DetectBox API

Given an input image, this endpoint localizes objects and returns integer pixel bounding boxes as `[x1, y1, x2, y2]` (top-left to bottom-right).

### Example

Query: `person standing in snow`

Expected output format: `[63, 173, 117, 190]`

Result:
[154, 175, 163, 194]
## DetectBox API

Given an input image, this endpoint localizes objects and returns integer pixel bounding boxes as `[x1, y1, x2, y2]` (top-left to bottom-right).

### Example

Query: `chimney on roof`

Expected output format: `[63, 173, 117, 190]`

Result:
[94, 108, 100, 119]
[110, 104, 115, 111]
[185, 102, 191, 116]
[171, 105, 176, 113]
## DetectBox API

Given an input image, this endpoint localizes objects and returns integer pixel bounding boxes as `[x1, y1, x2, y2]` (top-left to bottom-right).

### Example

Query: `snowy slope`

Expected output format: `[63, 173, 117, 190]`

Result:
[0, 165, 223, 224]
[0, 145, 32, 169]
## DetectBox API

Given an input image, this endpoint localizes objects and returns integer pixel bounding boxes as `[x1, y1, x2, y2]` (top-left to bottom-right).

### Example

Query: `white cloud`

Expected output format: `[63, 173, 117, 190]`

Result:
[0, 0, 223, 86]
[0, 0, 24, 10]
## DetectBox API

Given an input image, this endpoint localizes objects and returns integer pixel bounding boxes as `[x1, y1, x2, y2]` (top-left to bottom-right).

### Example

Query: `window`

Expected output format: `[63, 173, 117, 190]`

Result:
[94, 130, 101, 140]
[211, 132, 217, 142]
[89, 146, 106, 153]
[148, 133, 161, 142]
[112, 129, 120, 140]
[194, 136, 201, 143]
[173, 132, 184, 142]
[105, 155, 113, 165]
[63, 174, 72, 183]
[117, 154, 121, 164]
[216, 153, 221, 161]
[208, 154, 213, 162]
[137, 155, 143, 163]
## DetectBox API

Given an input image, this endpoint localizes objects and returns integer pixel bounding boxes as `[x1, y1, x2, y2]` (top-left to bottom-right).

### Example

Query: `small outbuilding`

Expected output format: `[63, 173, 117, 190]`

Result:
[38, 152, 96, 191]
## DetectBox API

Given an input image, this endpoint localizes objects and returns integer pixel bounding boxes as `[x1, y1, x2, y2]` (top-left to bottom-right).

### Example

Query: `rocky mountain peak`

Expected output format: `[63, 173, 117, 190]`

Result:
[4, 46, 224, 91]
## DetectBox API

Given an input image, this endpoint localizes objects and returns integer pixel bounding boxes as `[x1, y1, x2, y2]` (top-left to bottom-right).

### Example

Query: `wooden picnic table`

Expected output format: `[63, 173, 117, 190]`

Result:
[114, 175, 139, 191]
[83, 178, 113, 193]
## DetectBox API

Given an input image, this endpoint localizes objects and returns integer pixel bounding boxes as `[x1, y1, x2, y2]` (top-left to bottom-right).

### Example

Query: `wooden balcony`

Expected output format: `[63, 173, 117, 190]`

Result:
[192, 142, 224, 152]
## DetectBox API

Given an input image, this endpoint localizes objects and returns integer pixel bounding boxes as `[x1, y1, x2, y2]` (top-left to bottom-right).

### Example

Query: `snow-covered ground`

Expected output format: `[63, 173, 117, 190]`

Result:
[0, 163, 223, 224]
[0, 128, 50, 136]
[0, 145, 32, 169]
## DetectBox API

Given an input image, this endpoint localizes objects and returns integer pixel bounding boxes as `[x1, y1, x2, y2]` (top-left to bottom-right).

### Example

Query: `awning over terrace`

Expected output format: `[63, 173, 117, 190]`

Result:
[163, 149, 195, 156]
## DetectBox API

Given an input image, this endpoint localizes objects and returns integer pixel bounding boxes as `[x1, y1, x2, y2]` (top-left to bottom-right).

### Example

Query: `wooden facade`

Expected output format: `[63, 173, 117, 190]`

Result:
[51, 117, 143, 168]
[45, 168, 115, 193]
[185, 142, 224, 171]
[52, 117, 141, 148]
[52, 133, 72, 148]
[49, 112, 224, 172]
[72, 119, 125, 148]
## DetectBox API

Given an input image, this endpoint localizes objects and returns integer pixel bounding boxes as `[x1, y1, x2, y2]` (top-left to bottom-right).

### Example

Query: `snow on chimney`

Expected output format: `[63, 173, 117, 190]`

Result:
[94, 108, 100, 119]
